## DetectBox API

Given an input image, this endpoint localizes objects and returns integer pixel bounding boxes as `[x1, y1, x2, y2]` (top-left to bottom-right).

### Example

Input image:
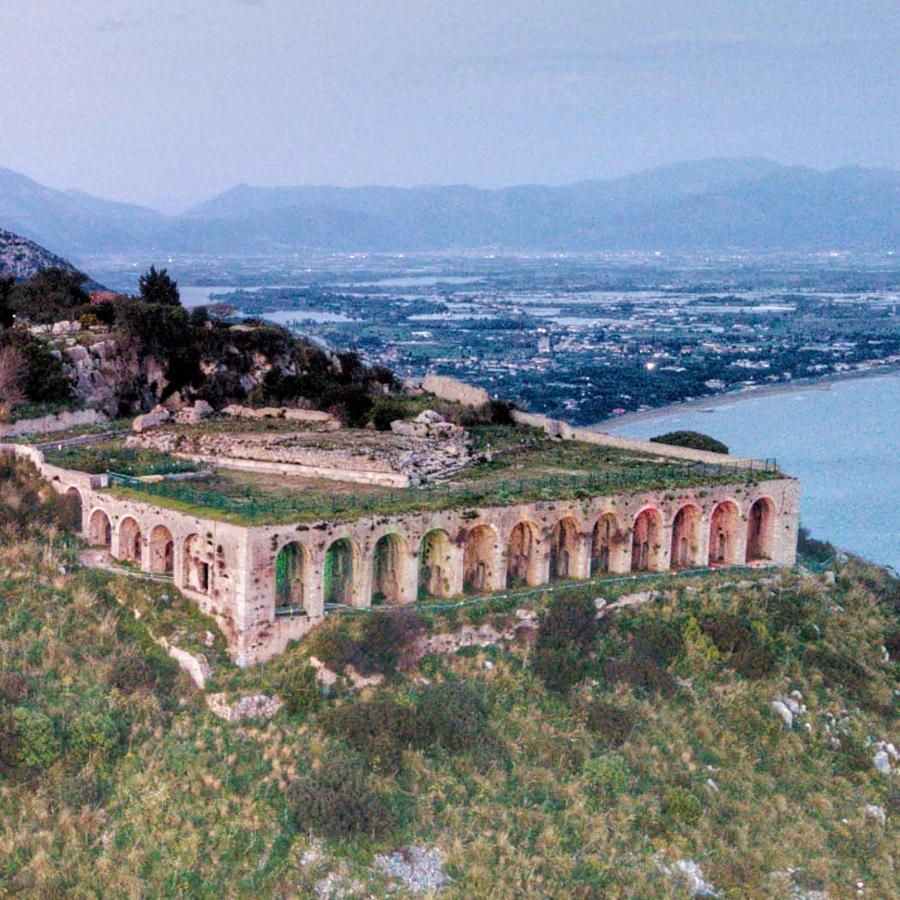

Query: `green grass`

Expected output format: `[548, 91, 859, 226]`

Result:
[101, 426, 777, 525]
[0, 465, 896, 897]
[45, 443, 197, 477]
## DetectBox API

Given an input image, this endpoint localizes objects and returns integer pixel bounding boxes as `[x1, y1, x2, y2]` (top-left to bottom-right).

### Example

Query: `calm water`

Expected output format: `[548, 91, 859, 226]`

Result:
[607, 374, 900, 570]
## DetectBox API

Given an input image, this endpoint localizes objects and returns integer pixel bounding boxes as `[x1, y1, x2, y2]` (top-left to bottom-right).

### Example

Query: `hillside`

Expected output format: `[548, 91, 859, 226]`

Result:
[0, 458, 896, 897]
[0, 228, 83, 281]
[2, 159, 898, 257]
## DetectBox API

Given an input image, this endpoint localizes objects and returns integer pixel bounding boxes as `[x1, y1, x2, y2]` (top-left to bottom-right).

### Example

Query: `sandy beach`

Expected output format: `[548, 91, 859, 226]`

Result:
[591, 363, 900, 430]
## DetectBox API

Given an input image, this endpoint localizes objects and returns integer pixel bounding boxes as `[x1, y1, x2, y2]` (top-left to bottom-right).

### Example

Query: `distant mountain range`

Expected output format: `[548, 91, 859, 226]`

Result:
[1, 158, 897, 260]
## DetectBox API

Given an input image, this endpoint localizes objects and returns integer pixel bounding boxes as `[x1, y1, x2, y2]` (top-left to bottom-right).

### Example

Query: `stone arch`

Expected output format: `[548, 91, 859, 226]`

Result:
[631, 507, 663, 572]
[549, 516, 580, 580]
[591, 512, 625, 575]
[324, 538, 359, 606]
[275, 541, 309, 611]
[183, 533, 210, 594]
[670, 504, 702, 569]
[372, 533, 406, 605]
[88, 509, 112, 547]
[63, 487, 83, 531]
[708, 501, 741, 566]
[149, 524, 175, 575]
[463, 524, 498, 595]
[746, 496, 776, 562]
[506, 520, 541, 587]
[419, 529, 453, 599]
[118, 516, 142, 565]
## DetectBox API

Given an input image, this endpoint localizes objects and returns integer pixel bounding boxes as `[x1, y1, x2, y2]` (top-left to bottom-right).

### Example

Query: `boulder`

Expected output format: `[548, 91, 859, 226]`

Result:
[174, 399, 214, 425]
[771, 700, 793, 729]
[132, 405, 170, 433]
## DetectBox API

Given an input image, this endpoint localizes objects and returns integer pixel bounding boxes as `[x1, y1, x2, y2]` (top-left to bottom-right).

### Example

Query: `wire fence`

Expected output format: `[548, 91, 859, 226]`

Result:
[107, 456, 778, 523]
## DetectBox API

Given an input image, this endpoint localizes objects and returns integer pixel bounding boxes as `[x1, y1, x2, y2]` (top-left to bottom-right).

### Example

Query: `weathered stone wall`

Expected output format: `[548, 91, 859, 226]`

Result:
[423, 374, 490, 408]
[512, 410, 764, 469]
[0, 408, 107, 439]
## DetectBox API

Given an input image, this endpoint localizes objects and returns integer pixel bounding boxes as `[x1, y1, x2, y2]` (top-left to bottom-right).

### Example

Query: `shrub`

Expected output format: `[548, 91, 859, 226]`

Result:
[320, 698, 415, 773]
[583, 754, 629, 796]
[532, 594, 599, 693]
[0, 672, 31, 705]
[650, 431, 728, 454]
[797, 527, 835, 565]
[68, 711, 120, 759]
[603, 658, 676, 696]
[0, 710, 21, 768]
[287, 756, 394, 840]
[701, 612, 752, 655]
[306, 626, 357, 673]
[107, 653, 156, 693]
[661, 786, 704, 828]
[281, 665, 321, 716]
[583, 702, 635, 749]
[355, 609, 425, 676]
[371, 397, 414, 431]
[631, 618, 684, 666]
[886, 631, 900, 662]
[414, 681, 498, 758]
[730, 642, 777, 679]
[9, 708, 61, 771]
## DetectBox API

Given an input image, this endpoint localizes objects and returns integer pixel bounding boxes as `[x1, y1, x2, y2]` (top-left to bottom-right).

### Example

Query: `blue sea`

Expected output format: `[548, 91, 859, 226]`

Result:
[606, 374, 900, 571]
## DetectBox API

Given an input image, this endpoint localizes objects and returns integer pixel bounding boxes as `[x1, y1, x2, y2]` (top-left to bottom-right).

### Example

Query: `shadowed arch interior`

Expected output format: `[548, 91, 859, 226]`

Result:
[89, 509, 111, 547]
[549, 516, 579, 580]
[591, 512, 623, 574]
[372, 533, 406, 605]
[419, 529, 453, 599]
[746, 497, 776, 562]
[709, 501, 741, 566]
[670, 504, 702, 568]
[275, 541, 308, 610]
[507, 520, 541, 587]
[632, 508, 662, 572]
[149, 524, 174, 574]
[184, 533, 209, 593]
[324, 538, 357, 605]
[118, 517, 142, 564]
[464, 525, 497, 594]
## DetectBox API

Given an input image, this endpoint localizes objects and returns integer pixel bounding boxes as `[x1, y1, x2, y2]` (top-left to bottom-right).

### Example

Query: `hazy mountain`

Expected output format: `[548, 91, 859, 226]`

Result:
[0, 227, 84, 281]
[1, 159, 897, 256]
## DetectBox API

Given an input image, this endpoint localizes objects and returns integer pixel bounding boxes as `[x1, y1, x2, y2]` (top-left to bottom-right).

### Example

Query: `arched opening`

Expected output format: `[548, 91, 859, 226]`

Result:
[324, 538, 357, 606]
[372, 533, 406, 605]
[549, 516, 580, 580]
[708, 501, 741, 566]
[183, 534, 210, 594]
[419, 529, 453, 599]
[631, 508, 662, 572]
[118, 517, 142, 565]
[149, 524, 174, 575]
[275, 541, 308, 611]
[463, 525, 497, 595]
[591, 513, 623, 575]
[670, 504, 702, 569]
[63, 487, 83, 532]
[88, 509, 112, 547]
[746, 497, 776, 562]
[506, 521, 541, 587]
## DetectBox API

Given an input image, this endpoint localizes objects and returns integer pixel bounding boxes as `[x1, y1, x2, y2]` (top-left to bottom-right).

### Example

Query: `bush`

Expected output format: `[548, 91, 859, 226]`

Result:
[583, 702, 636, 749]
[287, 756, 394, 840]
[68, 711, 120, 760]
[583, 754, 629, 796]
[532, 594, 599, 693]
[321, 698, 415, 773]
[631, 618, 684, 666]
[661, 786, 704, 828]
[650, 431, 728, 454]
[730, 642, 777, 679]
[107, 653, 156, 693]
[701, 612, 752, 655]
[0, 672, 31, 705]
[603, 658, 676, 696]
[355, 609, 425, 676]
[797, 527, 835, 565]
[8, 707, 61, 771]
[371, 397, 414, 431]
[886, 631, 900, 662]
[281, 665, 321, 716]
[414, 681, 498, 758]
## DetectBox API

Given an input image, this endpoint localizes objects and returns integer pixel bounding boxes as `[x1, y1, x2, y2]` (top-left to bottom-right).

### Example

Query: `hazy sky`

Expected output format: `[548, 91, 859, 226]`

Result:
[1, 1, 898, 211]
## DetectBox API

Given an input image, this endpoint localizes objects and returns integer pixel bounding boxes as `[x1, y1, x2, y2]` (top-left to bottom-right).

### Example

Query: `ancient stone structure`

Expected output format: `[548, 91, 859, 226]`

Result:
[422, 374, 490, 408]
[7, 441, 800, 667]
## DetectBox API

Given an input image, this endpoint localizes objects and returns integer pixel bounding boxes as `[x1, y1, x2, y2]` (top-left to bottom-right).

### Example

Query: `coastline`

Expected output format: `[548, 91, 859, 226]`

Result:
[591, 363, 900, 430]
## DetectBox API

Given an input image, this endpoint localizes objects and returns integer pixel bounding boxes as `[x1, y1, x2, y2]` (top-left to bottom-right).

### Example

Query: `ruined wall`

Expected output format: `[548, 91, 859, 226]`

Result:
[422, 374, 490, 408]
[0, 409, 108, 439]
[511, 410, 764, 469]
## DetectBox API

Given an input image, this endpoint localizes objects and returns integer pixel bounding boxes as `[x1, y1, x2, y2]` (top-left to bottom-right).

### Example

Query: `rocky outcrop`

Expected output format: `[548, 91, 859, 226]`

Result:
[132, 405, 171, 432]
[174, 400, 213, 425]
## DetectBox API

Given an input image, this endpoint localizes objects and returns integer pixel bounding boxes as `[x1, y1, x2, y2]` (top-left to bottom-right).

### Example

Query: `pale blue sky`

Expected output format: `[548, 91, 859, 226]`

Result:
[1, 0, 897, 211]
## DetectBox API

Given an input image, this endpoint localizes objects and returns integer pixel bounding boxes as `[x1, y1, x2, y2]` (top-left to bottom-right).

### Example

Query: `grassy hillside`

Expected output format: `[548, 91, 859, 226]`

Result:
[0, 460, 896, 897]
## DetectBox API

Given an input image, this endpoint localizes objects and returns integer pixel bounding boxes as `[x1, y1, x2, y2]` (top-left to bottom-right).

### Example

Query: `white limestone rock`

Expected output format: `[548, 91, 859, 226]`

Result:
[132, 404, 170, 433]
[771, 700, 793, 729]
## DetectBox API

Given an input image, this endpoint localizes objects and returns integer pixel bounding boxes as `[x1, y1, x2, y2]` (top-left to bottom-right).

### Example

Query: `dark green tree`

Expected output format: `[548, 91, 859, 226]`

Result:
[138, 266, 181, 307]
[0, 278, 14, 329]
[13, 268, 90, 324]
